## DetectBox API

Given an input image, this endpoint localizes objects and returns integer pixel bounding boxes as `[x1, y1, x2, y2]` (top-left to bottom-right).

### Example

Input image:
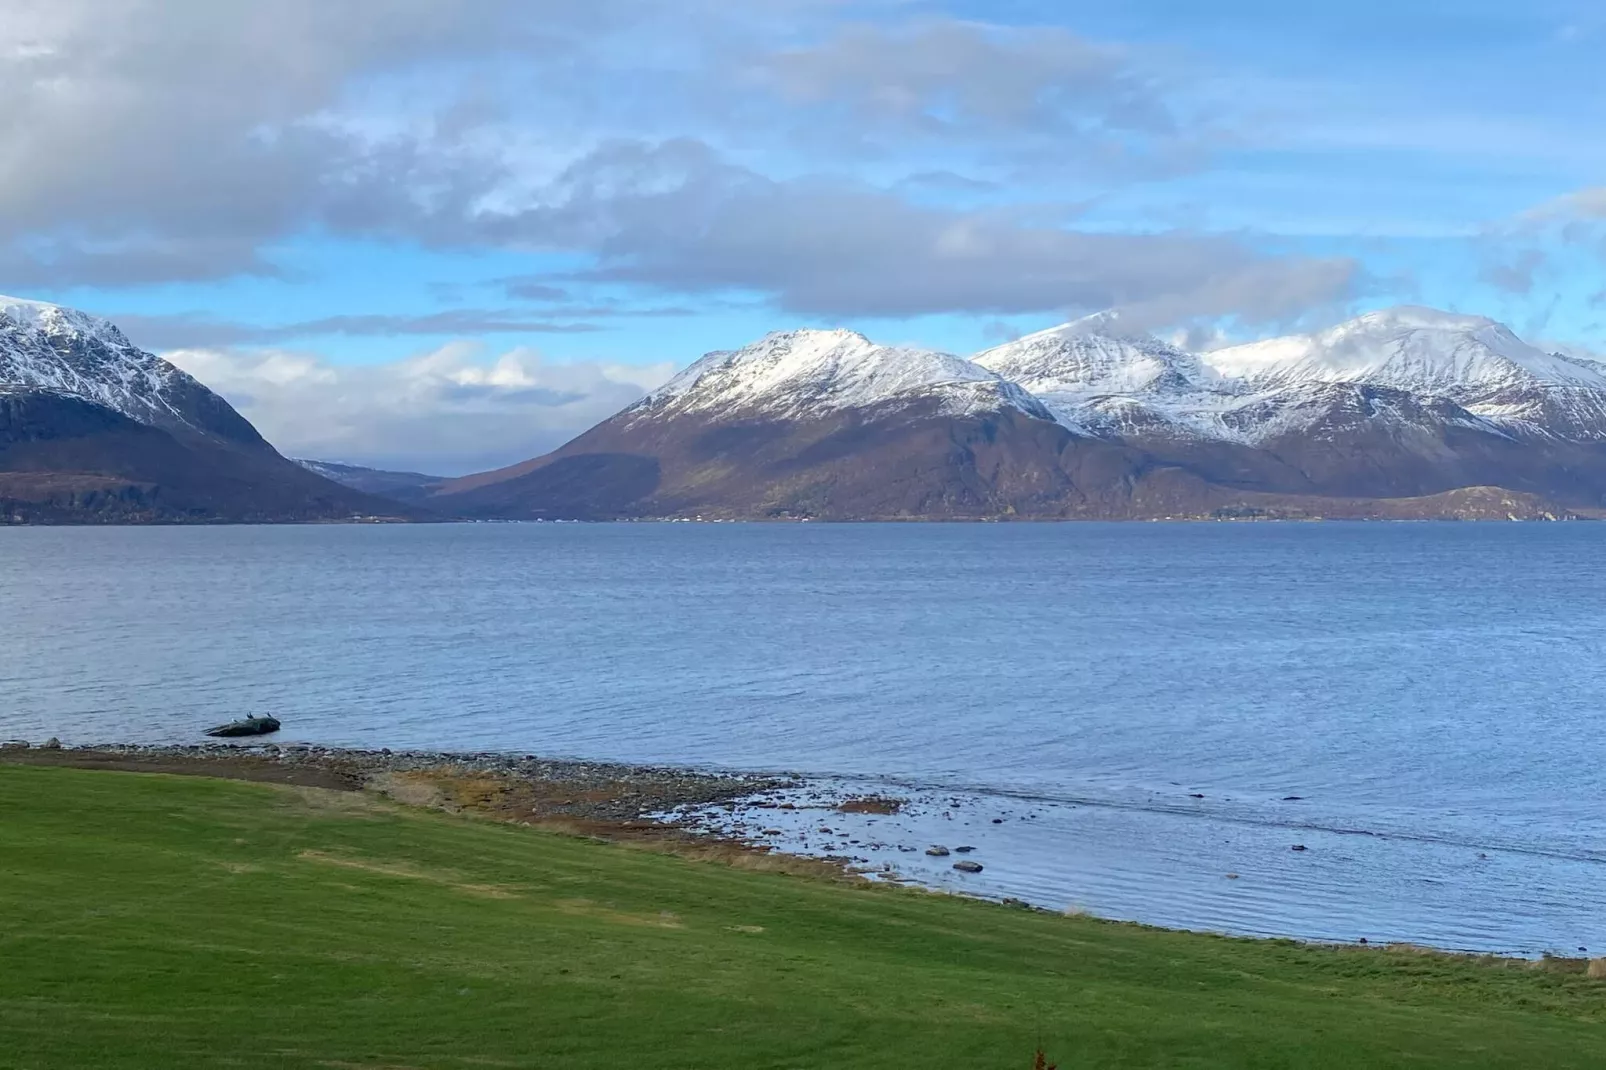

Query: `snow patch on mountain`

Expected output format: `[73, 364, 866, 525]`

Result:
[0, 296, 132, 350]
[1204, 307, 1605, 389]
[1201, 307, 1606, 438]
[634, 328, 1049, 422]
[0, 295, 251, 443]
[973, 314, 1245, 439]
[974, 314, 1225, 396]
[1219, 381, 1513, 445]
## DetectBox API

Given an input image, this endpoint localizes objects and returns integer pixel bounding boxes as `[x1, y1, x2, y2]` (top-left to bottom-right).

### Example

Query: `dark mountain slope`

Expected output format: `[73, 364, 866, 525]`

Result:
[0, 294, 413, 523]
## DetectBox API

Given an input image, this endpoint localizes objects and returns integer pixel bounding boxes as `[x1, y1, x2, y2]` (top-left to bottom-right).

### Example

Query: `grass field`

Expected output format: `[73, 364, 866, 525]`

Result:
[4, 765, 1606, 1069]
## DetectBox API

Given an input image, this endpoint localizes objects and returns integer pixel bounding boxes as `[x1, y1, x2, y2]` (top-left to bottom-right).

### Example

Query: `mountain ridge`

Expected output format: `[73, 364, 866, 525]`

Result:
[432, 306, 1606, 521]
[6, 293, 1603, 522]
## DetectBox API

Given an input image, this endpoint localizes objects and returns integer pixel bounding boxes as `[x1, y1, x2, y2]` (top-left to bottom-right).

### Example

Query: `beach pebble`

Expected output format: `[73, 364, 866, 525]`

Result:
[953, 861, 984, 874]
[925, 846, 951, 857]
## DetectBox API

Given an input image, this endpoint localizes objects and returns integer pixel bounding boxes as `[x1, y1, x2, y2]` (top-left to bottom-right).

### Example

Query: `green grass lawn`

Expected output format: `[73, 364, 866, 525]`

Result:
[3, 766, 1605, 1069]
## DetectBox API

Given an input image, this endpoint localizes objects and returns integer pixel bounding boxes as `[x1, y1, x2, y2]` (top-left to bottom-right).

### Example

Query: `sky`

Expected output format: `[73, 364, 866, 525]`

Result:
[4, 0, 1605, 474]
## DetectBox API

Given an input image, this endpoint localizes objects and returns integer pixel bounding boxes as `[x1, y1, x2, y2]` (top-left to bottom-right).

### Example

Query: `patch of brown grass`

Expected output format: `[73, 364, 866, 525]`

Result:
[270, 783, 397, 816]
[296, 850, 522, 899]
[521, 816, 864, 882]
[215, 861, 264, 874]
[555, 898, 685, 929]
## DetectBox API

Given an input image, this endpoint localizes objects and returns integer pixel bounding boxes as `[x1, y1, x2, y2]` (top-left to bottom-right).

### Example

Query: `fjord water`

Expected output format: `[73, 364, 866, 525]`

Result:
[4, 522, 1604, 955]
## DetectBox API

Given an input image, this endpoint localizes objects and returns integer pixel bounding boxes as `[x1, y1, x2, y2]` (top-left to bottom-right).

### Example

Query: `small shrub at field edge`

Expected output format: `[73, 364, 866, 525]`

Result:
[1032, 1048, 1058, 1070]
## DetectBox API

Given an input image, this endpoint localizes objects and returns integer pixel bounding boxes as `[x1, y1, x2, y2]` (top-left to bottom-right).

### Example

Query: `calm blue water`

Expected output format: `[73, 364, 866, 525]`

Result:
[3, 522, 1605, 954]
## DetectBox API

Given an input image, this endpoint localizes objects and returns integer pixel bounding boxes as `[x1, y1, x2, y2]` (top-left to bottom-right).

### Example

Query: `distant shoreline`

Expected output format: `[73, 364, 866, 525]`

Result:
[0, 510, 1597, 527]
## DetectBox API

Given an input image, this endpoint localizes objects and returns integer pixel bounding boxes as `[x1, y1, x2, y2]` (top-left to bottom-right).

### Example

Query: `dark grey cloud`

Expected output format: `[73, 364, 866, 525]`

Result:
[501, 281, 575, 302]
[0, 1, 1345, 330]
[493, 277, 702, 317]
[474, 138, 1358, 324]
[892, 171, 1006, 198]
[107, 300, 704, 349]
[1479, 248, 1548, 295]
[109, 310, 605, 349]
[743, 19, 1214, 178]
[0, 0, 609, 284]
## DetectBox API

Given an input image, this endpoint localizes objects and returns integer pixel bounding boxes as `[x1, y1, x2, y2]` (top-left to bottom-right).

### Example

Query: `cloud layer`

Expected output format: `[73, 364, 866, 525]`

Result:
[166, 343, 673, 475]
[0, 1, 1357, 329]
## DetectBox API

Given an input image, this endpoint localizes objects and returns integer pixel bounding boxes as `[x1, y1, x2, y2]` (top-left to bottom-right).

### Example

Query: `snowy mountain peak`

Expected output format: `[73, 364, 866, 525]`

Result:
[975, 320, 1209, 393]
[970, 315, 1234, 438]
[0, 294, 265, 447]
[1199, 307, 1606, 440]
[636, 327, 1048, 421]
[0, 295, 132, 349]
[1349, 306, 1499, 332]
[1015, 309, 1132, 340]
[1203, 307, 1605, 392]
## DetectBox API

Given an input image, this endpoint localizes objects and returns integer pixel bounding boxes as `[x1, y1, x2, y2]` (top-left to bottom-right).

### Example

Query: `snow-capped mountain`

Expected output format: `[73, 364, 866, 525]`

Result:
[972, 312, 1216, 398]
[970, 306, 1606, 447]
[443, 308, 1606, 521]
[1203, 307, 1606, 440]
[0, 295, 264, 447]
[0, 296, 402, 522]
[633, 328, 1050, 422]
[972, 314, 1244, 440]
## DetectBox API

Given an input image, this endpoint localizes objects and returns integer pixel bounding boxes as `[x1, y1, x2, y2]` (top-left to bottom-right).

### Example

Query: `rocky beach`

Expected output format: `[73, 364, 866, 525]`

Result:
[0, 739, 1026, 893]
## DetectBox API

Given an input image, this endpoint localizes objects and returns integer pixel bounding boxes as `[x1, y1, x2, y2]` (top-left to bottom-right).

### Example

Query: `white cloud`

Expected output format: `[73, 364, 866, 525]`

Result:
[166, 342, 674, 475]
[1519, 187, 1606, 223]
[1546, 339, 1606, 367]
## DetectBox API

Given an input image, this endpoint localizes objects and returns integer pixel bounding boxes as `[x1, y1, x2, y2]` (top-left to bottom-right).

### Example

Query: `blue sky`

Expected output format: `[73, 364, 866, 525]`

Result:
[4, 0, 1604, 471]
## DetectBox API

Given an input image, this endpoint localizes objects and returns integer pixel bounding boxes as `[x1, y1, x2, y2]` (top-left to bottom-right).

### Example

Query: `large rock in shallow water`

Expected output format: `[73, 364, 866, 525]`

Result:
[204, 716, 281, 738]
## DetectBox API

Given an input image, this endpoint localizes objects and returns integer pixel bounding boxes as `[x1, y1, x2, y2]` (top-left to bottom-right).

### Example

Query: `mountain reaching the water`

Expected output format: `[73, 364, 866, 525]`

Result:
[8, 293, 1602, 523]
[433, 309, 1606, 521]
[294, 460, 447, 504]
[0, 297, 403, 523]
